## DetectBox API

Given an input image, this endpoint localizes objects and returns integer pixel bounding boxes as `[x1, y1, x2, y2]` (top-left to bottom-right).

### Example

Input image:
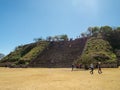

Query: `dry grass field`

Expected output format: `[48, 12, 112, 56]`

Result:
[0, 67, 120, 90]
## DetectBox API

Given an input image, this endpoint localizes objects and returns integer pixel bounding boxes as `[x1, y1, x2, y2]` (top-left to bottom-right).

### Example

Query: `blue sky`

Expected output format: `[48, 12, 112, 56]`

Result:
[0, 0, 120, 55]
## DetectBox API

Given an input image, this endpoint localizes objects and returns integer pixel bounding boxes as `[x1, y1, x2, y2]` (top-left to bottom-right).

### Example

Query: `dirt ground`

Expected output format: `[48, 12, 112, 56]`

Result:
[0, 67, 120, 90]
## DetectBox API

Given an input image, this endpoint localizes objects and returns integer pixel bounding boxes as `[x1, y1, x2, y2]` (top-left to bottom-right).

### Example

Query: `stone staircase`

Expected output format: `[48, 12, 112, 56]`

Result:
[29, 37, 88, 67]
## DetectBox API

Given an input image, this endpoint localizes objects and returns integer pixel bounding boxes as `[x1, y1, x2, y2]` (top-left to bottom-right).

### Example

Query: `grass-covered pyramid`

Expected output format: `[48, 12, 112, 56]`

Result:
[76, 33, 117, 65]
[0, 41, 49, 67]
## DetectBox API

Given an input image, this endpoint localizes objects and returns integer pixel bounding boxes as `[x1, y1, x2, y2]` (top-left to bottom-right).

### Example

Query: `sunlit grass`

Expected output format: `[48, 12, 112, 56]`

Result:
[0, 67, 120, 90]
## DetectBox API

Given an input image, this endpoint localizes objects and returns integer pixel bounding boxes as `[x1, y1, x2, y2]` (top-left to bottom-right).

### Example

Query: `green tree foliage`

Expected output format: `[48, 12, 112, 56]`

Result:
[39, 34, 69, 42]
[100, 26, 112, 39]
[87, 26, 100, 36]
[87, 26, 120, 50]
[54, 35, 60, 41]
[34, 37, 44, 42]
[100, 26, 112, 33]
[60, 34, 68, 41]
[46, 36, 52, 41]
[107, 28, 120, 49]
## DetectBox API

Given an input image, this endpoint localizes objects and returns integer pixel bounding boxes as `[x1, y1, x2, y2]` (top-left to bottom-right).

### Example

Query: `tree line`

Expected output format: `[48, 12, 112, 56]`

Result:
[33, 34, 68, 42]
[33, 26, 120, 50]
[86, 26, 120, 50]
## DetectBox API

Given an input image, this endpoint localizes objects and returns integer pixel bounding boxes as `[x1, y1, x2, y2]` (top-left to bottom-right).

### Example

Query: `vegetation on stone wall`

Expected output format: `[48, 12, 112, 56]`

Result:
[20, 41, 49, 61]
[0, 42, 49, 66]
[76, 34, 117, 65]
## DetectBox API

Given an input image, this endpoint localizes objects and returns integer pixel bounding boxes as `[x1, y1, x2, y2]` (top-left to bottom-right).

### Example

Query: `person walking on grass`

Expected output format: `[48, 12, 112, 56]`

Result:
[90, 63, 94, 74]
[98, 62, 102, 74]
[71, 63, 74, 71]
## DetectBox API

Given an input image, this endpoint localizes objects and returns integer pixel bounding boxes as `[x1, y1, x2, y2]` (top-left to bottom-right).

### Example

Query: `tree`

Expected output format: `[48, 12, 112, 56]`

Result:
[34, 37, 44, 42]
[81, 33, 86, 37]
[88, 27, 93, 36]
[54, 35, 60, 41]
[100, 26, 112, 37]
[60, 34, 68, 41]
[46, 36, 52, 41]
[87, 26, 100, 36]
[92, 26, 100, 36]
[107, 28, 120, 49]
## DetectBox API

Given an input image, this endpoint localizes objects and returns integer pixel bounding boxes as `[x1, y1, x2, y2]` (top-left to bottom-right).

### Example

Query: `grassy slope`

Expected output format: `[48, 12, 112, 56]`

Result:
[0, 41, 49, 66]
[20, 41, 49, 61]
[1, 45, 28, 62]
[77, 34, 117, 64]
